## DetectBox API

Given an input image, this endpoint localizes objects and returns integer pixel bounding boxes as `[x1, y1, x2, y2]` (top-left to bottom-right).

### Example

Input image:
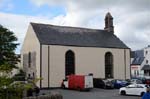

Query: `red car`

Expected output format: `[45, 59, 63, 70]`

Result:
[145, 79, 150, 85]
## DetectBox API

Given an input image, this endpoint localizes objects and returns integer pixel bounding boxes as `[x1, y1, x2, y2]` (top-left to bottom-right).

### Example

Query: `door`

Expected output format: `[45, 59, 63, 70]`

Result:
[126, 84, 137, 95]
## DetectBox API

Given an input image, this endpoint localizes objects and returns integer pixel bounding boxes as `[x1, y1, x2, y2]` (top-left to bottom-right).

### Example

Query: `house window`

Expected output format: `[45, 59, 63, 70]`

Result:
[146, 51, 148, 55]
[134, 70, 136, 76]
[28, 74, 31, 78]
[146, 60, 148, 64]
[105, 52, 113, 78]
[65, 50, 75, 76]
[33, 72, 35, 78]
[137, 70, 139, 76]
[28, 52, 31, 67]
[144, 70, 150, 76]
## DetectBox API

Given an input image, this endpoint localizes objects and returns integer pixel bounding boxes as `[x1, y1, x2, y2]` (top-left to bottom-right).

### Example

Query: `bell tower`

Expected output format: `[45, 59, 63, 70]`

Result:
[104, 12, 114, 33]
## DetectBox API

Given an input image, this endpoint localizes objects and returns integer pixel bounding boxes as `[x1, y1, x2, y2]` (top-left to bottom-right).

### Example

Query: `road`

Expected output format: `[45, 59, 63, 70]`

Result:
[40, 88, 141, 99]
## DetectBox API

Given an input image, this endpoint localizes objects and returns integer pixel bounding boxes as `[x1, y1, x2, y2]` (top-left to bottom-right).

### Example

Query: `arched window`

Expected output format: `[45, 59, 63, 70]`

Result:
[28, 52, 31, 68]
[105, 52, 113, 78]
[65, 50, 75, 76]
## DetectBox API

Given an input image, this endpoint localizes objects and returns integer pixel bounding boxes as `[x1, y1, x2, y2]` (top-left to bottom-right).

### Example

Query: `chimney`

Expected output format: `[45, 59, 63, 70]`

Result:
[104, 12, 114, 33]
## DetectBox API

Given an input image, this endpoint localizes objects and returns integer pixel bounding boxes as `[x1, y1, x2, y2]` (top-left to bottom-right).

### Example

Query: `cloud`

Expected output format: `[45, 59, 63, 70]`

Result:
[30, 0, 150, 11]
[30, 0, 65, 6]
[0, 12, 66, 53]
[0, 0, 149, 53]
[116, 11, 150, 50]
[29, 0, 150, 50]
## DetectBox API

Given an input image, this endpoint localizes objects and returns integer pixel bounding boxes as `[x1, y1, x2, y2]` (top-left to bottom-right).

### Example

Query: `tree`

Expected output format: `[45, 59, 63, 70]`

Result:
[0, 25, 19, 75]
[0, 25, 24, 99]
[0, 24, 19, 88]
[0, 26, 40, 98]
[13, 69, 26, 81]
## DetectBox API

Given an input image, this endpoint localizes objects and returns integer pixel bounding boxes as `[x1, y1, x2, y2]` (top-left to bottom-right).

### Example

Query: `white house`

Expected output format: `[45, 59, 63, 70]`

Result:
[142, 45, 150, 77]
[131, 45, 150, 78]
[131, 50, 144, 77]
[21, 12, 130, 88]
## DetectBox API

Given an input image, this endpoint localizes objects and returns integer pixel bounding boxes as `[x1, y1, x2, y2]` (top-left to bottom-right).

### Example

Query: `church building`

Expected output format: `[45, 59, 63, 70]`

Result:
[21, 12, 131, 88]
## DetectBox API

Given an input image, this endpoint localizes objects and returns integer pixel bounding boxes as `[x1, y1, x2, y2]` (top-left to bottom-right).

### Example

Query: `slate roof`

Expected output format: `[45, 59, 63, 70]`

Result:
[134, 50, 144, 57]
[31, 22, 129, 49]
[131, 50, 145, 65]
[141, 65, 150, 70]
[131, 57, 145, 65]
[131, 51, 135, 58]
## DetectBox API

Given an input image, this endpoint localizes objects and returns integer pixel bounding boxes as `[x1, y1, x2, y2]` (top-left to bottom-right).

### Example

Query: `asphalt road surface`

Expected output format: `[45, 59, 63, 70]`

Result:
[40, 88, 141, 99]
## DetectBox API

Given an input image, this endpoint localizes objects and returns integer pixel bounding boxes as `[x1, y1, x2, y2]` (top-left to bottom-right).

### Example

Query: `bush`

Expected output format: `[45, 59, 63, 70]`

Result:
[0, 81, 34, 99]
[0, 87, 23, 99]
[13, 69, 26, 81]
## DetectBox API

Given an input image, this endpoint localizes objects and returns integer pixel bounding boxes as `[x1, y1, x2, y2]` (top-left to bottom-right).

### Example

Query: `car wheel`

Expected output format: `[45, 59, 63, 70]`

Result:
[141, 92, 145, 97]
[77, 87, 81, 91]
[121, 91, 126, 95]
[103, 85, 106, 89]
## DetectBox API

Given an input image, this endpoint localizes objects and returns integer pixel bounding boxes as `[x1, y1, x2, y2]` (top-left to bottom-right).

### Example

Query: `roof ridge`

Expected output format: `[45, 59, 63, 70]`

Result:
[30, 22, 105, 32]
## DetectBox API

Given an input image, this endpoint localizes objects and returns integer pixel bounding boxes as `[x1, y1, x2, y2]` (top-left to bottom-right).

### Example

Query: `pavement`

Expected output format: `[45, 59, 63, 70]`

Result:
[40, 88, 141, 99]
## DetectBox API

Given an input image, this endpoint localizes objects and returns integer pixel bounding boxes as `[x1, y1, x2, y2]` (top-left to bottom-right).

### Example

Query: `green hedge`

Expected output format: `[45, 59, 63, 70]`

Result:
[0, 88, 23, 99]
[23, 93, 63, 99]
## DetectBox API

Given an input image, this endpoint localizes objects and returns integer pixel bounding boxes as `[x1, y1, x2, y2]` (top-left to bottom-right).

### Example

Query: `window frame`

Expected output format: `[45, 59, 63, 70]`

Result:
[105, 52, 113, 78]
[65, 50, 75, 76]
[28, 52, 31, 68]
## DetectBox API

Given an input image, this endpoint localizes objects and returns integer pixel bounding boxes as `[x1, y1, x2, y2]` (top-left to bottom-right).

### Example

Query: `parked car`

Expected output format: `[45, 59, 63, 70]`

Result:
[93, 78, 114, 89]
[128, 79, 143, 84]
[131, 77, 146, 84]
[144, 79, 150, 85]
[10, 81, 28, 85]
[119, 84, 149, 96]
[111, 79, 128, 89]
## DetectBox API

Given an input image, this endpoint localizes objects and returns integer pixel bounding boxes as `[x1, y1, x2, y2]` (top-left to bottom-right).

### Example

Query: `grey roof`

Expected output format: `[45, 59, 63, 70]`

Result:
[131, 51, 135, 58]
[31, 23, 129, 49]
[131, 50, 145, 65]
[142, 65, 150, 70]
[134, 50, 144, 57]
[131, 57, 145, 65]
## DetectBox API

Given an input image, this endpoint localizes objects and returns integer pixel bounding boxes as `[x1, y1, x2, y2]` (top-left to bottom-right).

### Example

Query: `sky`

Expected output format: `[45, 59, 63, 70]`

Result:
[0, 0, 150, 54]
